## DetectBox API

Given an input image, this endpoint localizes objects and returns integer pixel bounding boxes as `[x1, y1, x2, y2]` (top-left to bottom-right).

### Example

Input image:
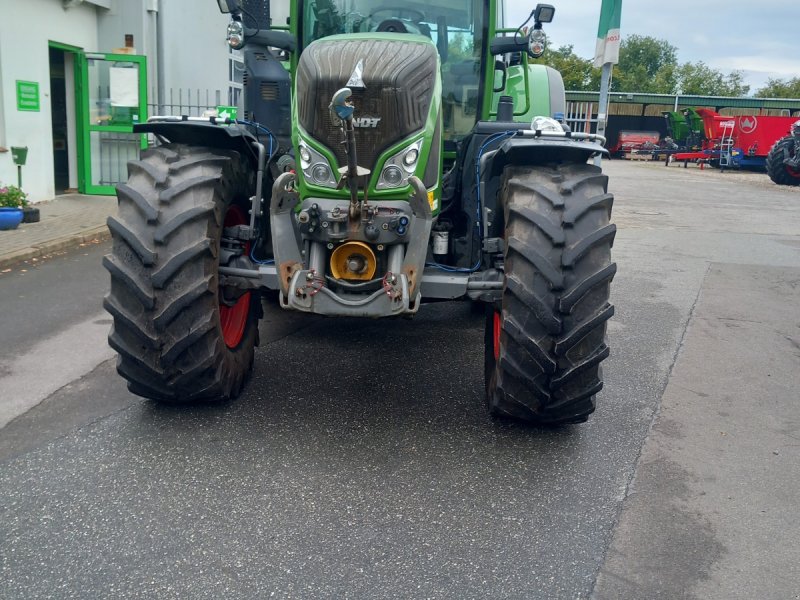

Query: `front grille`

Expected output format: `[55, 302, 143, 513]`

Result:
[297, 38, 438, 171]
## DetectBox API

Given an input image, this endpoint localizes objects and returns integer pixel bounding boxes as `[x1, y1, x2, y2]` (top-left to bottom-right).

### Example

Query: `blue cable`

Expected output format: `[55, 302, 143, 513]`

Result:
[427, 130, 518, 274]
[231, 118, 277, 265]
[234, 118, 275, 161]
[249, 247, 274, 265]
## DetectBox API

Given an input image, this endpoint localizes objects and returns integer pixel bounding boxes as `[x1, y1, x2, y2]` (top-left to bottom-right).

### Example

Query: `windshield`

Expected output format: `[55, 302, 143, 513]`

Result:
[302, 0, 486, 140]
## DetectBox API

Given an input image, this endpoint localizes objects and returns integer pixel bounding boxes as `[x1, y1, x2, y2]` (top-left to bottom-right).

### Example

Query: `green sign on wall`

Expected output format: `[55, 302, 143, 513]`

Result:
[16, 80, 40, 112]
[216, 105, 238, 120]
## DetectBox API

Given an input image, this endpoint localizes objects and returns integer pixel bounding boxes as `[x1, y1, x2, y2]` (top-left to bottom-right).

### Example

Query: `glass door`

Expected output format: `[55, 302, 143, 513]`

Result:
[78, 53, 147, 195]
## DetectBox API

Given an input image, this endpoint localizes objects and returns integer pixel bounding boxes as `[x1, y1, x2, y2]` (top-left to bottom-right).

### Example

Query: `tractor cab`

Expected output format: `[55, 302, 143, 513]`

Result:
[297, 0, 488, 142]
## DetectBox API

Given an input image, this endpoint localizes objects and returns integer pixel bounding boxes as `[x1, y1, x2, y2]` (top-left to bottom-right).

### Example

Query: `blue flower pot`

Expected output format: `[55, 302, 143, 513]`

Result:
[0, 207, 24, 230]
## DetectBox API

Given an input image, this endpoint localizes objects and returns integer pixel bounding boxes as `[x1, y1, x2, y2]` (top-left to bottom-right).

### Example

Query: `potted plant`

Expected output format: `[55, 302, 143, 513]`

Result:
[0, 184, 34, 229]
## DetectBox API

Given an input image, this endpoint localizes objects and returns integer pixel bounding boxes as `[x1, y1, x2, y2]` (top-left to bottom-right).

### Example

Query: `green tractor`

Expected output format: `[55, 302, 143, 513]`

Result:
[104, 0, 616, 424]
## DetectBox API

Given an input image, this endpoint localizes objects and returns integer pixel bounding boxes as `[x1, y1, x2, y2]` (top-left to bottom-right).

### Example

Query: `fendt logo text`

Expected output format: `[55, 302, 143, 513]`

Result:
[353, 117, 381, 128]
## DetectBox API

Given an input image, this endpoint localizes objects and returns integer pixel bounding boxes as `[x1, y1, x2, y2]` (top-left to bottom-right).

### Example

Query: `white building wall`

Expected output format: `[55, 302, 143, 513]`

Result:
[159, 0, 230, 107]
[0, 0, 99, 201]
[0, 0, 262, 202]
[96, 0, 158, 106]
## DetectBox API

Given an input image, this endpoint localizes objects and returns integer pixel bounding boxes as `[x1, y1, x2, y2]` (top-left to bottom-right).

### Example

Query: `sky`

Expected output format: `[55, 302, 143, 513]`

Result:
[506, 1, 799, 94]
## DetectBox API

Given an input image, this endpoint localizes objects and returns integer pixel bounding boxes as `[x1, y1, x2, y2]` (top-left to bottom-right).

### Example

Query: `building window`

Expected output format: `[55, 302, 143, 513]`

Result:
[228, 47, 244, 110]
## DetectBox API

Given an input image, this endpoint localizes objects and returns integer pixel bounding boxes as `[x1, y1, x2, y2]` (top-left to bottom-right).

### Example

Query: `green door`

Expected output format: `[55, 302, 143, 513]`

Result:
[78, 52, 147, 195]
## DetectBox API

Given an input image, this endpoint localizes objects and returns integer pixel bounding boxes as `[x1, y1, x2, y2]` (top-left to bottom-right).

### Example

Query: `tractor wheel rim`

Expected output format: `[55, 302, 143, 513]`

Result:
[493, 311, 502, 361]
[220, 205, 251, 349]
[786, 165, 800, 179]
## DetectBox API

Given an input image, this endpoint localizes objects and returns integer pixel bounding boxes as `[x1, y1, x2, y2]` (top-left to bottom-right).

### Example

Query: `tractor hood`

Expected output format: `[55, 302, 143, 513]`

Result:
[296, 35, 438, 172]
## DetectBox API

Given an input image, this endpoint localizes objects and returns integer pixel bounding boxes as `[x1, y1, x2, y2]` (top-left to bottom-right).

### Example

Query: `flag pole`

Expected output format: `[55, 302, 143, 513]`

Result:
[594, 62, 612, 167]
[593, 0, 622, 167]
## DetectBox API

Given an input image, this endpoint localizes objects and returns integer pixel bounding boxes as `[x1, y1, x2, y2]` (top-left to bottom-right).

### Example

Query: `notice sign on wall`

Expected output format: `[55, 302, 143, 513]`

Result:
[110, 67, 139, 107]
[16, 80, 40, 112]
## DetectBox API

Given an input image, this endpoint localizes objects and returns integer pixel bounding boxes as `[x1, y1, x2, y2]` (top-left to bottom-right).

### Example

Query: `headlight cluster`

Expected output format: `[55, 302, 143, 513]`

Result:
[377, 140, 423, 190]
[529, 28, 547, 58]
[226, 20, 244, 50]
[298, 139, 337, 188]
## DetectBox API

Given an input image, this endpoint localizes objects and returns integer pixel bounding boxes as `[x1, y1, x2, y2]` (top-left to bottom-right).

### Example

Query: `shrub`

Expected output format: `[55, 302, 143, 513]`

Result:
[0, 184, 28, 208]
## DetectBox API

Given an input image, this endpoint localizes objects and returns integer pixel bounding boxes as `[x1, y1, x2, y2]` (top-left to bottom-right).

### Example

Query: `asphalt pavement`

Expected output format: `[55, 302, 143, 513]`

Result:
[1, 160, 799, 598]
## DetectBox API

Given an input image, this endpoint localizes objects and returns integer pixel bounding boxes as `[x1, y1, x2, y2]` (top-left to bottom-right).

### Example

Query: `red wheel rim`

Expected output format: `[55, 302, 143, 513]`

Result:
[786, 165, 800, 179]
[220, 205, 251, 349]
[493, 311, 502, 361]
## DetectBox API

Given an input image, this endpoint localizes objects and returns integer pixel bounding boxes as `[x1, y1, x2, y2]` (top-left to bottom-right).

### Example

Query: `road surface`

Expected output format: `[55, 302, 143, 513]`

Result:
[1, 161, 799, 598]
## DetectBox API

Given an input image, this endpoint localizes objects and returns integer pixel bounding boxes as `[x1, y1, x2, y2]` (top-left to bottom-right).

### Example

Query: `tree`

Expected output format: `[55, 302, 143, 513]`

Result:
[756, 77, 800, 98]
[612, 35, 678, 93]
[533, 45, 600, 91]
[676, 62, 750, 96]
[447, 32, 473, 62]
[539, 34, 754, 97]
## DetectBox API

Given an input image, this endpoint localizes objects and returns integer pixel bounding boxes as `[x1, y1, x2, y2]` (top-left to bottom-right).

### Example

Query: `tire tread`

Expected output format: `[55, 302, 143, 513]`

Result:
[104, 144, 258, 404]
[486, 163, 616, 424]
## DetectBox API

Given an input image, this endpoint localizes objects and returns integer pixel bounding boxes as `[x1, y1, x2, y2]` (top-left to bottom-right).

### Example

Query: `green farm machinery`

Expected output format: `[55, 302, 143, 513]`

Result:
[104, 0, 616, 424]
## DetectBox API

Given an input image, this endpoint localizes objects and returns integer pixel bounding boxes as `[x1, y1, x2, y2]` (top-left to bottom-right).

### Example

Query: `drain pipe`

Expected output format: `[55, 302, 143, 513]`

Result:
[151, 0, 165, 115]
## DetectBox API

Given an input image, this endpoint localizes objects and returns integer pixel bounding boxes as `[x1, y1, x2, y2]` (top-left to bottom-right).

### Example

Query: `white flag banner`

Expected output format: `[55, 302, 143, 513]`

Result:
[594, 0, 622, 68]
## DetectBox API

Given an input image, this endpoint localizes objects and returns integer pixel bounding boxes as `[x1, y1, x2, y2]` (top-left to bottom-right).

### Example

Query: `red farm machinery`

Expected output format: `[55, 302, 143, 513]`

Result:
[670, 108, 799, 176]
[608, 130, 661, 158]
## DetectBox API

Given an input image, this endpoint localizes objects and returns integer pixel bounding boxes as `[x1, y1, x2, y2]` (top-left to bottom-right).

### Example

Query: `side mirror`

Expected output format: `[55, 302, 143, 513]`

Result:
[217, 0, 241, 14]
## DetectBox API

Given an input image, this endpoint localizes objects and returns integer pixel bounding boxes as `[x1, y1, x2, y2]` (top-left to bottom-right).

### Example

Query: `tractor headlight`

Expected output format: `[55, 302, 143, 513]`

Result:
[311, 163, 333, 184]
[529, 28, 547, 58]
[382, 166, 404, 186]
[403, 147, 419, 166]
[377, 139, 423, 190]
[227, 20, 244, 49]
[297, 139, 337, 188]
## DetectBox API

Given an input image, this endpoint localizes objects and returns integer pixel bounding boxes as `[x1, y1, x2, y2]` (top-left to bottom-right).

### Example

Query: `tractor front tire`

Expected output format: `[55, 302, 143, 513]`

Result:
[104, 144, 261, 403]
[766, 136, 800, 186]
[485, 163, 616, 424]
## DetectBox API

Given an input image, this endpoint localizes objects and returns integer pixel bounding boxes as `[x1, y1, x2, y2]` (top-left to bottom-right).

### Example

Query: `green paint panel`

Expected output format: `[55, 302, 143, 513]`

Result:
[16, 81, 40, 112]
[490, 64, 552, 123]
[527, 65, 552, 118]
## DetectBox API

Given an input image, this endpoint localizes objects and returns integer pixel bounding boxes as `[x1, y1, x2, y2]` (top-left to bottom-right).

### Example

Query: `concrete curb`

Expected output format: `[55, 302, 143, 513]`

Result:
[0, 225, 110, 270]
